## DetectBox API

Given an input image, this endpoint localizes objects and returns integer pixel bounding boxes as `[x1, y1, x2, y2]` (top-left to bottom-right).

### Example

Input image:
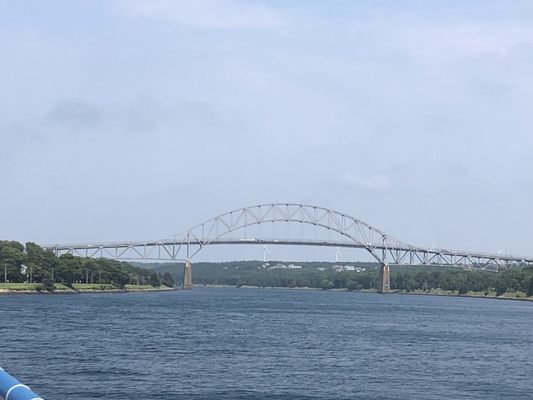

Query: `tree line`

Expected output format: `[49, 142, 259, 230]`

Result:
[5, 240, 531, 296]
[150, 260, 533, 296]
[0, 241, 174, 289]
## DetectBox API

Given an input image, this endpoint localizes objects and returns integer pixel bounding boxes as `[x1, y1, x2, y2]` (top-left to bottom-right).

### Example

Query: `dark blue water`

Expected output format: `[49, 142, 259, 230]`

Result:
[1, 288, 532, 399]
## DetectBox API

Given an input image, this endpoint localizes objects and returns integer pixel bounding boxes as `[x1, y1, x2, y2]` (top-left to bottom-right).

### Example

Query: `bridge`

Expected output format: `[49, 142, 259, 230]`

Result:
[43, 203, 533, 293]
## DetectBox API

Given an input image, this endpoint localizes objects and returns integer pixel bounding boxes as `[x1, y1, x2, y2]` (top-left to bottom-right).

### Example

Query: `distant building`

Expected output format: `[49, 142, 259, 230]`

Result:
[268, 263, 302, 270]
[332, 265, 366, 272]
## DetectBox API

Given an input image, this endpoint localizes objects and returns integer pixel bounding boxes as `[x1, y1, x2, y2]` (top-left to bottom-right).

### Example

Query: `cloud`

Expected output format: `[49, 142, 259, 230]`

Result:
[382, 21, 533, 61]
[115, 0, 284, 30]
[344, 174, 391, 193]
[117, 98, 227, 136]
[46, 99, 103, 128]
[42, 97, 226, 138]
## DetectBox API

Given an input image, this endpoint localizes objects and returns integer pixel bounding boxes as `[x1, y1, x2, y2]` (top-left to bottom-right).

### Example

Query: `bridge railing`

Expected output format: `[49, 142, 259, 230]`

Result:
[43, 237, 533, 271]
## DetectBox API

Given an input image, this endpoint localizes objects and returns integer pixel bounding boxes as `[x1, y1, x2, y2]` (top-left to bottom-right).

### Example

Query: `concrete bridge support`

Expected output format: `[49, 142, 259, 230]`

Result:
[183, 260, 192, 290]
[377, 263, 390, 293]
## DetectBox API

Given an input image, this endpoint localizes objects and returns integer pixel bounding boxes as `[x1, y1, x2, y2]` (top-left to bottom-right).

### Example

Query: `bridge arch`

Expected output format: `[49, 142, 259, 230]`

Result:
[178, 203, 409, 292]
[182, 203, 408, 263]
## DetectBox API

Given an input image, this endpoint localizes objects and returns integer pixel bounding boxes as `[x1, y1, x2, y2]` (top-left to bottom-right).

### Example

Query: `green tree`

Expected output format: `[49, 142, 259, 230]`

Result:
[162, 272, 175, 287]
[0, 241, 26, 283]
[494, 278, 507, 296]
[526, 276, 533, 297]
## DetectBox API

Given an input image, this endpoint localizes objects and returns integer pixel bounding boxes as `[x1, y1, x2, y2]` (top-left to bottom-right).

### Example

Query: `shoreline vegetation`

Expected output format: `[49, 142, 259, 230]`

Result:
[0, 240, 176, 294]
[2, 241, 532, 302]
[143, 260, 533, 302]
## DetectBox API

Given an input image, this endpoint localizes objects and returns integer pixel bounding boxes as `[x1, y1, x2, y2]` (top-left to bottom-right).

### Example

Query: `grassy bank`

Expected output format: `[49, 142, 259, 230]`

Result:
[0, 282, 175, 295]
[0, 283, 41, 291]
[400, 288, 533, 301]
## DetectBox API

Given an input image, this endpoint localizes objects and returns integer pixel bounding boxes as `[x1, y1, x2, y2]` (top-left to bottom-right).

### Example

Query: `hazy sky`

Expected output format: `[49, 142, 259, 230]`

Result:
[1, 0, 533, 261]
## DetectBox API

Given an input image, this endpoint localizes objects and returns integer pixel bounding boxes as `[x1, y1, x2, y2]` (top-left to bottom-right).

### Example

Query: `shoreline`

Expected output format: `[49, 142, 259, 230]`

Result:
[0, 287, 177, 296]
[195, 284, 533, 302]
[1, 284, 531, 303]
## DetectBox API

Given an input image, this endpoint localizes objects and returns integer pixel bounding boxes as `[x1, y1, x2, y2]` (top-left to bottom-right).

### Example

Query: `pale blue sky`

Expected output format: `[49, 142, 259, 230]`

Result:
[1, 1, 533, 260]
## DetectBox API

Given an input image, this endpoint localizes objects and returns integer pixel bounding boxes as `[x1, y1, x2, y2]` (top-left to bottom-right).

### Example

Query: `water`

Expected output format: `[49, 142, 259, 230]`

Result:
[1, 288, 532, 399]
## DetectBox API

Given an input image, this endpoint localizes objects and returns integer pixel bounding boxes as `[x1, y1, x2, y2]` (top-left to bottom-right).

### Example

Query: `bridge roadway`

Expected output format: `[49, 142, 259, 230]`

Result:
[42, 202, 533, 293]
[46, 237, 533, 269]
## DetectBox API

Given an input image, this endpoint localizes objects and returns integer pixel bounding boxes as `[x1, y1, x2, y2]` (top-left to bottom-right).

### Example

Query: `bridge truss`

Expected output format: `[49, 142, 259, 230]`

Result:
[44, 203, 532, 271]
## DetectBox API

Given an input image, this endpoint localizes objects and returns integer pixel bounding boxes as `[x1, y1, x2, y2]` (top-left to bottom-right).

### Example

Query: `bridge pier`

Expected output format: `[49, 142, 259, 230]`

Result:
[183, 260, 192, 290]
[377, 263, 390, 293]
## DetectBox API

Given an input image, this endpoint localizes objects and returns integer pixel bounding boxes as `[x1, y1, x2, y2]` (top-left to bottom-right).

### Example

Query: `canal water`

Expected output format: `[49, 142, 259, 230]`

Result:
[1, 288, 532, 399]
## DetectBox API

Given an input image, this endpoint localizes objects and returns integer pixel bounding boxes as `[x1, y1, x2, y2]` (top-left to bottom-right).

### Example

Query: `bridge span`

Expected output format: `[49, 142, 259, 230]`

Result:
[43, 203, 533, 293]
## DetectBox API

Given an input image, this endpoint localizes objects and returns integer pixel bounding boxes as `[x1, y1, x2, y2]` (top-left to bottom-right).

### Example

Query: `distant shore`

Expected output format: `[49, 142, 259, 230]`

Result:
[196, 284, 533, 302]
[0, 284, 177, 296]
[2, 283, 532, 303]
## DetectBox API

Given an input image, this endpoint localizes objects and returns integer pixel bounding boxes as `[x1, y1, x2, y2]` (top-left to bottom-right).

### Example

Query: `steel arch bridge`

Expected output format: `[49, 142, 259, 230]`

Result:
[43, 203, 533, 293]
